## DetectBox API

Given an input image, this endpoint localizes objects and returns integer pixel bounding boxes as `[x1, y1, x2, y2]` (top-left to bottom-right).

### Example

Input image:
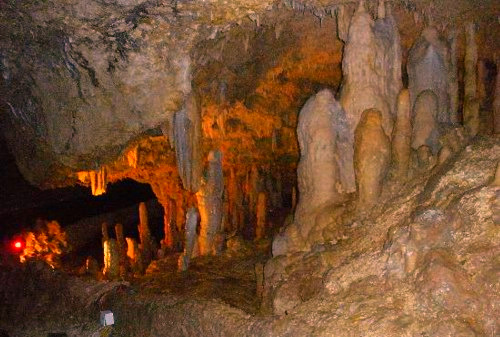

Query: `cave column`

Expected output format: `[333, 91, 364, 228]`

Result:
[197, 150, 224, 256]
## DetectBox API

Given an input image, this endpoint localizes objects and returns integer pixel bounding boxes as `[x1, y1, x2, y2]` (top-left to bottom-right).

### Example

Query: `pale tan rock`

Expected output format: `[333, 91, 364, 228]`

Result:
[417, 145, 437, 170]
[354, 109, 391, 213]
[392, 89, 412, 181]
[340, 1, 401, 137]
[411, 89, 441, 154]
[273, 89, 352, 256]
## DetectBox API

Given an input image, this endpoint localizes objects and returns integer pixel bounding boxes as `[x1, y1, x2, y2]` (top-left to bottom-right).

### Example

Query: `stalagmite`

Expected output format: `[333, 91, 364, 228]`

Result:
[174, 93, 202, 192]
[178, 207, 199, 271]
[138, 202, 153, 266]
[291, 186, 297, 211]
[162, 199, 175, 251]
[126, 237, 143, 274]
[463, 23, 480, 137]
[494, 62, 500, 134]
[392, 89, 412, 181]
[407, 27, 455, 125]
[411, 90, 441, 154]
[227, 168, 243, 232]
[255, 192, 267, 240]
[354, 109, 391, 213]
[416, 145, 436, 170]
[464, 23, 478, 101]
[340, 0, 402, 137]
[101, 222, 109, 248]
[438, 146, 452, 165]
[103, 239, 120, 279]
[273, 89, 352, 255]
[115, 223, 128, 275]
[197, 150, 224, 256]
[448, 30, 459, 123]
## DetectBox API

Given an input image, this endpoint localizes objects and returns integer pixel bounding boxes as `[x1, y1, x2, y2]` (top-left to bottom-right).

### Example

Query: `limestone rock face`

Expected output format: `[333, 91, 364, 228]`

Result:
[273, 89, 352, 256]
[340, 1, 402, 137]
[408, 27, 457, 125]
[354, 109, 391, 213]
[411, 90, 440, 154]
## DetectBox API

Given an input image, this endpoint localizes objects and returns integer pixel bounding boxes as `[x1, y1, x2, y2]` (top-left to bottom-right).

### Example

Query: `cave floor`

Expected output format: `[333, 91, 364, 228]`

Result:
[136, 245, 270, 315]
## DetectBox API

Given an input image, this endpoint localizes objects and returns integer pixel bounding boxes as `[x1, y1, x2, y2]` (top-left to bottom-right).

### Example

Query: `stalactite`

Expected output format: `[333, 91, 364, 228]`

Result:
[464, 23, 480, 137]
[197, 150, 224, 256]
[392, 89, 412, 181]
[160, 112, 176, 149]
[138, 202, 153, 267]
[336, 5, 351, 42]
[126, 237, 143, 274]
[255, 192, 267, 240]
[178, 207, 199, 271]
[126, 146, 139, 168]
[115, 223, 128, 276]
[354, 109, 391, 214]
[174, 93, 202, 193]
[175, 196, 185, 238]
[103, 239, 119, 280]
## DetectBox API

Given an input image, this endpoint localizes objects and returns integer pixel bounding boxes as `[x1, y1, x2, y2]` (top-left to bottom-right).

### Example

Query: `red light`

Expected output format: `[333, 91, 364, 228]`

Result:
[12, 240, 23, 250]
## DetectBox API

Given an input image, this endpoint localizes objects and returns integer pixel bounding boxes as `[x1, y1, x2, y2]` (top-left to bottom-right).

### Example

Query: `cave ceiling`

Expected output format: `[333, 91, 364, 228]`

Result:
[0, 0, 498, 192]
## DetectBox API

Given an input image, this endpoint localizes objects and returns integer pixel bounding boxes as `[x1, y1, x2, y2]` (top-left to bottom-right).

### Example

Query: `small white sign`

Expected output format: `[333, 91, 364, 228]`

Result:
[100, 310, 114, 326]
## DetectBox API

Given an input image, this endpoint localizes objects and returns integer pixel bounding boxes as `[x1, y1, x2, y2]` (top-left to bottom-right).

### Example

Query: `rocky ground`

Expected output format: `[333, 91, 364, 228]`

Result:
[0, 136, 498, 336]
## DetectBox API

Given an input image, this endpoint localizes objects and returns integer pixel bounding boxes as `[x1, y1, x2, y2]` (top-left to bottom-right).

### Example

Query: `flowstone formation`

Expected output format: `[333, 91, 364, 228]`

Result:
[340, 0, 402, 137]
[273, 89, 352, 256]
